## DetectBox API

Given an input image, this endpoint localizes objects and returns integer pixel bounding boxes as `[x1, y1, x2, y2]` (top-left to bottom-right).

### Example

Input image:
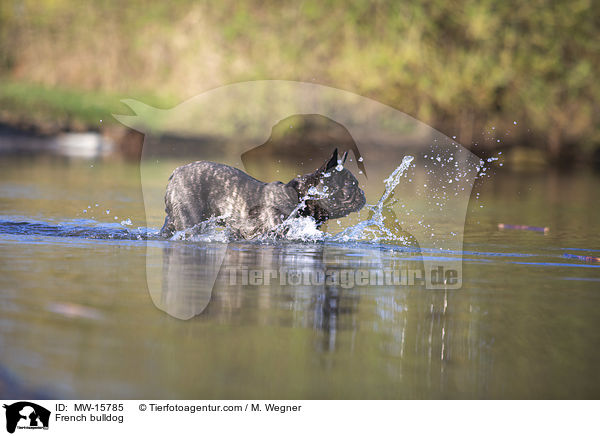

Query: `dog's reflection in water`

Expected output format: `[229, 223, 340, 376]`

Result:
[147, 242, 423, 352]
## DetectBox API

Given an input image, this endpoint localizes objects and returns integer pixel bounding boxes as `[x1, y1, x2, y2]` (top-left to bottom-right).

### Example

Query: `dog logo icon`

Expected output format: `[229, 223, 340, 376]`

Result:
[3, 402, 50, 434]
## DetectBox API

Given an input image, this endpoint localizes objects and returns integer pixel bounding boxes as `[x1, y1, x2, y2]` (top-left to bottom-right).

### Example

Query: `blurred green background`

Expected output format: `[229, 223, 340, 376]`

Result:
[0, 0, 598, 166]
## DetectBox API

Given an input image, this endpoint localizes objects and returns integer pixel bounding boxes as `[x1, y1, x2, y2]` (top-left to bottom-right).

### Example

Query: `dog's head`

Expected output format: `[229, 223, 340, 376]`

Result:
[288, 148, 366, 223]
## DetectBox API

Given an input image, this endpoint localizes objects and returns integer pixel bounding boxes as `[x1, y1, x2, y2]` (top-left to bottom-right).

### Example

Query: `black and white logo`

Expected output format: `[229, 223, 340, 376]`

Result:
[3, 402, 50, 434]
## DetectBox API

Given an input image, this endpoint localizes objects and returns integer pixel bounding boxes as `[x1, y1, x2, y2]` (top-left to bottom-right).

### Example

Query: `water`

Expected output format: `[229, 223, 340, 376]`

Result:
[1, 154, 599, 399]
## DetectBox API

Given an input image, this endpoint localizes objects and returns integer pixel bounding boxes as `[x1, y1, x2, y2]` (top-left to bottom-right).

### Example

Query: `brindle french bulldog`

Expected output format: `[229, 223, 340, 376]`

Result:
[160, 148, 366, 239]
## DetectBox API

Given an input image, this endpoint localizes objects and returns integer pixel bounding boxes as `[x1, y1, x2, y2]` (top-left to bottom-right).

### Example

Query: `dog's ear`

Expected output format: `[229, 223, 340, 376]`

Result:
[341, 151, 348, 164]
[319, 148, 338, 173]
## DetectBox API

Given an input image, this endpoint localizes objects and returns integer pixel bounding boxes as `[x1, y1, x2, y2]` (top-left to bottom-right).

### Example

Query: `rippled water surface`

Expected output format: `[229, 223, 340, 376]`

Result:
[1, 154, 599, 399]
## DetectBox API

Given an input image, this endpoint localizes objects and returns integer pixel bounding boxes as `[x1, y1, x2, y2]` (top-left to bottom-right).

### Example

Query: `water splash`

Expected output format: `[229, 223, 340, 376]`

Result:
[269, 216, 325, 242]
[332, 156, 414, 243]
[170, 216, 231, 243]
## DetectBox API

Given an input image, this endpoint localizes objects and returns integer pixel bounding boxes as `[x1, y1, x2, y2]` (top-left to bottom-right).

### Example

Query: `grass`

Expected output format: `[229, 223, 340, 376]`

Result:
[0, 79, 175, 130]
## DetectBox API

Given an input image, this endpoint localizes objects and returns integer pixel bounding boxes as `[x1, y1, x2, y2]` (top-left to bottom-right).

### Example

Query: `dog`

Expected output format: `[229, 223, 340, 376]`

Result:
[160, 148, 366, 239]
